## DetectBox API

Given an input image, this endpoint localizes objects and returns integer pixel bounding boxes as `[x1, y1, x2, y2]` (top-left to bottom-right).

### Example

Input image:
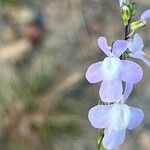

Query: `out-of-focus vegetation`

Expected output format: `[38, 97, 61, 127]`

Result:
[0, 0, 28, 5]
[0, 0, 149, 150]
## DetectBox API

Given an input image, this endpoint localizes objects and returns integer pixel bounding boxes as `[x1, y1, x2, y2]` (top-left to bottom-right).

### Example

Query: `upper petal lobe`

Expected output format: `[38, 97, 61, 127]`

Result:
[112, 40, 128, 57]
[98, 37, 112, 57]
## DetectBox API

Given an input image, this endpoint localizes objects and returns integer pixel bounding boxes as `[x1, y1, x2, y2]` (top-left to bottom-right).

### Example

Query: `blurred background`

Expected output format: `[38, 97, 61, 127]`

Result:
[0, 0, 149, 150]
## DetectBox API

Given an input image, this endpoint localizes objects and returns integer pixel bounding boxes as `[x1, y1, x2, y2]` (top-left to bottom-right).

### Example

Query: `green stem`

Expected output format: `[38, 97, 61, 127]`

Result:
[96, 129, 106, 150]
[122, 20, 130, 60]
[96, 8, 131, 150]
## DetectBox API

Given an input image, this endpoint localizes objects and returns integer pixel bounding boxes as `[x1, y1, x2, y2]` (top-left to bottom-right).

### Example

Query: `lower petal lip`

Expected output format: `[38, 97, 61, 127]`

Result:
[99, 80, 123, 102]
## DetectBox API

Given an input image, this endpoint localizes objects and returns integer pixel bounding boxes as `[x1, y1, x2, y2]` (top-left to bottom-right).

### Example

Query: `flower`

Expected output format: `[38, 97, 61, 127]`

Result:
[127, 33, 150, 66]
[140, 9, 150, 24]
[88, 103, 144, 149]
[130, 9, 150, 33]
[86, 36, 143, 102]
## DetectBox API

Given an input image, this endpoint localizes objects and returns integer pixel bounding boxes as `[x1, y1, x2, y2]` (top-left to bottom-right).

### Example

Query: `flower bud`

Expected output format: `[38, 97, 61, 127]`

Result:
[121, 5, 131, 25]
[129, 2, 137, 16]
[130, 20, 145, 31]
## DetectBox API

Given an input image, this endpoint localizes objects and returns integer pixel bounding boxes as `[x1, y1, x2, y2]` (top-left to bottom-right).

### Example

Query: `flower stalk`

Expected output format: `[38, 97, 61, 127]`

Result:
[96, 129, 105, 150]
[86, 0, 150, 149]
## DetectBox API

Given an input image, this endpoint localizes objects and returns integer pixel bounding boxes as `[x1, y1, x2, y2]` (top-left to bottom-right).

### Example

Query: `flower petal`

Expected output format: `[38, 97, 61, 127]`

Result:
[127, 107, 144, 129]
[99, 80, 123, 102]
[88, 105, 111, 129]
[103, 129, 126, 149]
[86, 62, 102, 83]
[133, 34, 144, 50]
[128, 34, 145, 60]
[131, 50, 145, 59]
[112, 40, 128, 57]
[121, 60, 143, 84]
[131, 50, 150, 66]
[141, 9, 150, 23]
[123, 83, 133, 102]
[98, 37, 112, 57]
[139, 56, 150, 66]
[128, 34, 144, 54]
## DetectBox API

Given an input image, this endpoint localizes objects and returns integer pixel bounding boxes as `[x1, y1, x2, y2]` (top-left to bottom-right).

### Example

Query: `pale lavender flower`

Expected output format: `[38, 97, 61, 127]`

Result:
[127, 33, 150, 66]
[88, 103, 144, 149]
[141, 9, 150, 24]
[86, 36, 143, 102]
